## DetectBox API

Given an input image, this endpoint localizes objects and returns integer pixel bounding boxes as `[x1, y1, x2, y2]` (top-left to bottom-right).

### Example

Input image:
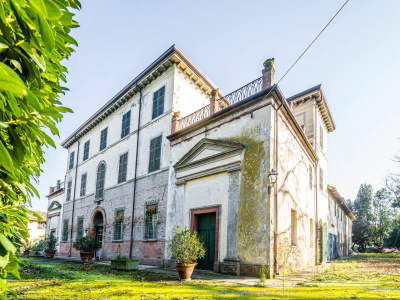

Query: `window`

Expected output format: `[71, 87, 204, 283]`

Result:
[319, 168, 323, 190]
[121, 111, 131, 138]
[118, 153, 128, 183]
[309, 165, 313, 190]
[80, 173, 87, 197]
[152, 86, 165, 119]
[334, 201, 337, 216]
[310, 218, 314, 246]
[113, 209, 124, 241]
[69, 151, 75, 170]
[66, 181, 72, 202]
[144, 201, 158, 240]
[100, 128, 108, 151]
[62, 219, 69, 242]
[291, 209, 297, 246]
[95, 162, 106, 200]
[83, 141, 90, 161]
[319, 125, 323, 149]
[149, 136, 162, 173]
[77, 217, 83, 240]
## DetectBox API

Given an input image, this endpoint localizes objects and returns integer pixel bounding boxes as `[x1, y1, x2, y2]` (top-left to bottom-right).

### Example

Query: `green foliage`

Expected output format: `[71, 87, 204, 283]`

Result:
[167, 226, 206, 265]
[31, 239, 45, 251]
[259, 263, 267, 283]
[351, 184, 374, 252]
[371, 188, 394, 247]
[0, 0, 80, 298]
[113, 255, 130, 261]
[44, 235, 58, 251]
[73, 236, 100, 253]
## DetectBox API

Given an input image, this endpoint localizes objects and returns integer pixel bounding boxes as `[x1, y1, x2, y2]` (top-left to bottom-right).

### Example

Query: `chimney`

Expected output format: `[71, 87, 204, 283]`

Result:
[56, 179, 61, 190]
[171, 111, 181, 134]
[209, 89, 219, 114]
[50, 187, 54, 194]
[262, 58, 275, 89]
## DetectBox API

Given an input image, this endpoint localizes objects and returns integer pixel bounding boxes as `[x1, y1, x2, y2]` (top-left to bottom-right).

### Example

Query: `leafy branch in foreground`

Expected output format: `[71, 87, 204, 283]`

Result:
[0, 0, 80, 298]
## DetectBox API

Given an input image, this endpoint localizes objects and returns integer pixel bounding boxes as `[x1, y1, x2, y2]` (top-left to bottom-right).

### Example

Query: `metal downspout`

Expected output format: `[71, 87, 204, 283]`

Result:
[69, 136, 80, 256]
[129, 84, 143, 259]
[273, 94, 284, 274]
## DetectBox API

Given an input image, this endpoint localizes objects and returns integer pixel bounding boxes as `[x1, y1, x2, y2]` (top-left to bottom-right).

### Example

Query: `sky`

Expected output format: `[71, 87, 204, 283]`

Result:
[31, 0, 400, 211]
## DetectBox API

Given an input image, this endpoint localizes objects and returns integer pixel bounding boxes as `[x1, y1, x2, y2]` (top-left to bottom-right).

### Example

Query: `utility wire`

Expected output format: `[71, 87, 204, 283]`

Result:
[277, 0, 350, 85]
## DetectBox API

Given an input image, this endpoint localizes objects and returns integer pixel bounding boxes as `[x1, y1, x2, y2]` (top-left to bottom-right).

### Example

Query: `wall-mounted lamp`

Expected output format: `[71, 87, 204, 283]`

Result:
[268, 169, 278, 194]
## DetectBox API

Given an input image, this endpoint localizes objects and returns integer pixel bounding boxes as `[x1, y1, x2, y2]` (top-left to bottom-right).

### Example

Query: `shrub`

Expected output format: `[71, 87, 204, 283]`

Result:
[73, 236, 100, 252]
[167, 226, 206, 265]
[113, 255, 130, 261]
[44, 235, 58, 251]
[32, 239, 45, 251]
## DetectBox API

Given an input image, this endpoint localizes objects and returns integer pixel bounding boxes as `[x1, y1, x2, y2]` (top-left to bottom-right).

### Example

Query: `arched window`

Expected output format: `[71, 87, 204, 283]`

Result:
[95, 162, 106, 200]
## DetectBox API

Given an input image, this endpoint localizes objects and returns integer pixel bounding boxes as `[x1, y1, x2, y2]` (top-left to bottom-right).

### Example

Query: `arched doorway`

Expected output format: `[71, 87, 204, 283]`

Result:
[94, 212, 104, 259]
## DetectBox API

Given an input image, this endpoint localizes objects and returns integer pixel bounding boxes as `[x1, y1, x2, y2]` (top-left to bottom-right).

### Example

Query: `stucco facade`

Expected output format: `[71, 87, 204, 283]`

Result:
[45, 180, 64, 251]
[57, 45, 353, 277]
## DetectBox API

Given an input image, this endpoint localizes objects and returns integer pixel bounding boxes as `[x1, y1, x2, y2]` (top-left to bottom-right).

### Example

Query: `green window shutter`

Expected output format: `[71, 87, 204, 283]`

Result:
[121, 111, 131, 138]
[69, 151, 74, 170]
[100, 128, 108, 151]
[62, 219, 69, 242]
[148, 136, 161, 173]
[80, 174, 87, 197]
[152, 86, 165, 119]
[96, 163, 106, 199]
[118, 153, 128, 183]
[66, 181, 72, 201]
[83, 141, 90, 161]
[77, 217, 83, 240]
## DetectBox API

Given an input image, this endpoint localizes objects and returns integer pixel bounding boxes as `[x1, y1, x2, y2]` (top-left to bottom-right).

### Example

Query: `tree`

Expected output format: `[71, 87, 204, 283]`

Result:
[371, 188, 394, 247]
[351, 184, 374, 252]
[0, 0, 80, 298]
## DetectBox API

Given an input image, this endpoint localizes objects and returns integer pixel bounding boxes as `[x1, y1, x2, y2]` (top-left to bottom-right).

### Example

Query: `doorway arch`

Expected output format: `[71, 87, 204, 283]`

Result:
[89, 207, 106, 259]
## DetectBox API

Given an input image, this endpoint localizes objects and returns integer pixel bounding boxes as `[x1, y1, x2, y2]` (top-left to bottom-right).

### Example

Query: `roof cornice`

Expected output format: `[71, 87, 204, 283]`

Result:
[287, 85, 336, 133]
[328, 185, 355, 220]
[61, 45, 220, 148]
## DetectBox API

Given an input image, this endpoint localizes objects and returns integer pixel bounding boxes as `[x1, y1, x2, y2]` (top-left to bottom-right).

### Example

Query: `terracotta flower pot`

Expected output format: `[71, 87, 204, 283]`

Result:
[45, 250, 57, 258]
[176, 263, 196, 281]
[80, 252, 94, 262]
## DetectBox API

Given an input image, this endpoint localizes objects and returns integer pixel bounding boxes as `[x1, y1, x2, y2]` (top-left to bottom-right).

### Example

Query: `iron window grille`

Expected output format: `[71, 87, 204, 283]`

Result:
[66, 181, 72, 201]
[144, 201, 158, 240]
[62, 219, 69, 242]
[309, 165, 313, 190]
[95, 163, 106, 200]
[80, 174, 87, 197]
[118, 153, 128, 183]
[149, 136, 162, 173]
[100, 128, 108, 151]
[113, 209, 124, 241]
[319, 168, 323, 191]
[320, 125, 323, 149]
[121, 111, 131, 138]
[152, 86, 165, 119]
[69, 151, 74, 170]
[77, 217, 83, 240]
[83, 141, 90, 161]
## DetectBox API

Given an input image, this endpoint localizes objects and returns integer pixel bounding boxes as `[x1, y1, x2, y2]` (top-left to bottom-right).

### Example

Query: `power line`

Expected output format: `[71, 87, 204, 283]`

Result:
[277, 0, 350, 85]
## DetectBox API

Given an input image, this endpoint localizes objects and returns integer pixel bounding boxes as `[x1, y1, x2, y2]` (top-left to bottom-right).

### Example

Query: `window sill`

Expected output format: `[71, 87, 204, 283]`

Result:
[112, 240, 124, 243]
[143, 239, 157, 242]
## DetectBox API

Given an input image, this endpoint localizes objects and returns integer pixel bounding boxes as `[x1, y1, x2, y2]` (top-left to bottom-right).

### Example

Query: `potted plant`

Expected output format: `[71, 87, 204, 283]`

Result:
[44, 235, 58, 258]
[167, 226, 206, 281]
[111, 255, 139, 270]
[30, 239, 45, 257]
[73, 235, 100, 262]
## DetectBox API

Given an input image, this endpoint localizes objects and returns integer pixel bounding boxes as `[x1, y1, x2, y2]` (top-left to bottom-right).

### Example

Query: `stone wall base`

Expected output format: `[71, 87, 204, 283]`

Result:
[221, 258, 241, 276]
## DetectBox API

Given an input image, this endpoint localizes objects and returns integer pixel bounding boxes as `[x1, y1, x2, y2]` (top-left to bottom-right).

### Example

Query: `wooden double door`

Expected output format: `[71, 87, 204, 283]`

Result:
[196, 213, 216, 270]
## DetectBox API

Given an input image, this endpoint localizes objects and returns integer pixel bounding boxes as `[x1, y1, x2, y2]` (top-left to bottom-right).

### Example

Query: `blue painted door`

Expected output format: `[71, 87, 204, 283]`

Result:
[328, 233, 337, 260]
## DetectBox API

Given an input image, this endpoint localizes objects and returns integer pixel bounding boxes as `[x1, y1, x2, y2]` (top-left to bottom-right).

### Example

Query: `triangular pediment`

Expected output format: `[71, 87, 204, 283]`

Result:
[48, 201, 62, 211]
[175, 138, 245, 170]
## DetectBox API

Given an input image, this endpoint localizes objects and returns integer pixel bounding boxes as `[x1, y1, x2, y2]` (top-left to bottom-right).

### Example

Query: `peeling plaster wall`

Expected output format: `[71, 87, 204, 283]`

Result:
[167, 99, 273, 273]
[274, 110, 316, 270]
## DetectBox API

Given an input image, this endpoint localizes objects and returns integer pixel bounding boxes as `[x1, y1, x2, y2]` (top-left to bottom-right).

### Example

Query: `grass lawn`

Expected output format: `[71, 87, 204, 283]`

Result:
[10, 253, 400, 299]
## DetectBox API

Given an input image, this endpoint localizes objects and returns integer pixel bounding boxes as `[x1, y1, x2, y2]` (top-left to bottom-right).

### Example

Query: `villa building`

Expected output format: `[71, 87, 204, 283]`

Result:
[57, 45, 353, 277]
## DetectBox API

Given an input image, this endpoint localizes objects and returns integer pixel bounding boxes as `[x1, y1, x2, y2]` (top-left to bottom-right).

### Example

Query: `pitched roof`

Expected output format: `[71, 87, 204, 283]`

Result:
[287, 85, 336, 132]
[27, 211, 47, 222]
[327, 185, 355, 220]
[61, 44, 221, 148]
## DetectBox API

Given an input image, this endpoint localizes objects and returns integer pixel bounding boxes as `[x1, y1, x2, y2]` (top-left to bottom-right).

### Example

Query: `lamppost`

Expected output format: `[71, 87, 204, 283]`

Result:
[268, 169, 278, 194]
